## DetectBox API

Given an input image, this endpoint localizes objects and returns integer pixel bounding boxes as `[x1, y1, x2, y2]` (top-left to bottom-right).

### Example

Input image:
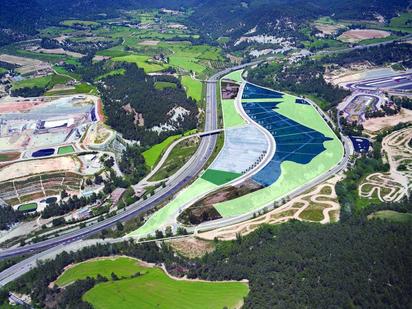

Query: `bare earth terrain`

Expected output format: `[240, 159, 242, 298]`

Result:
[339, 29, 391, 43]
[363, 108, 412, 132]
[0, 156, 81, 182]
[359, 127, 412, 202]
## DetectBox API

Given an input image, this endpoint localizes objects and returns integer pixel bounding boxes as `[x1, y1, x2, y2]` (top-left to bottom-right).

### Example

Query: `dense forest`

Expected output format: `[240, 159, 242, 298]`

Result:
[2, 196, 411, 308]
[247, 60, 350, 110]
[190, 217, 411, 309]
[99, 63, 198, 145]
[0, 206, 25, 230]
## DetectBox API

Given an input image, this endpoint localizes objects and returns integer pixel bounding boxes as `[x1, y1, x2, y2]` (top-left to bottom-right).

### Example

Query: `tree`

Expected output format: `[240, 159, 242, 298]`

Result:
[110, 272, 119, 281]
[155, 230, 164, 239]
[165, 226, 173, 237]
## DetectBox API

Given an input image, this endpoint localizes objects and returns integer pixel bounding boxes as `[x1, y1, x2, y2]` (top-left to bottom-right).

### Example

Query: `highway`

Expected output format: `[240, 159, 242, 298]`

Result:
[0, 61, 261, 262]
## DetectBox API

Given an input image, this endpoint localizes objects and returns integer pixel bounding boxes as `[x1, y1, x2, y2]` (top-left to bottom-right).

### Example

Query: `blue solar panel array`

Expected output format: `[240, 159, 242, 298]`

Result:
[242, 83, 332, 187]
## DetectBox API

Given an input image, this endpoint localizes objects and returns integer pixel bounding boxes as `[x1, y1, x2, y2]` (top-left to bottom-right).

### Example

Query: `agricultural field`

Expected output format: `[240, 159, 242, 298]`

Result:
[112, 55, 166, 73]
[338, 29, 391, 43]
[389, 12, 412, 30]
[12, 74, 72, 91]
[60, 20, 100, 27]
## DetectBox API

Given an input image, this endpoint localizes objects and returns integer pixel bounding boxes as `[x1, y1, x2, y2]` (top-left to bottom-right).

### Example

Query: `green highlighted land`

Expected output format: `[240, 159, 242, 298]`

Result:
[82, 258, 248, 309]
[18, 203, 38, 212]
[129, 178, 218, 238]
[224, 70, 244, 83]
[181, 75, 203, 102]
[221, 99, 246, 128]
[201, 169, 241, 186]
[56, 257, 143, 286]
[58, 145, 75, 155]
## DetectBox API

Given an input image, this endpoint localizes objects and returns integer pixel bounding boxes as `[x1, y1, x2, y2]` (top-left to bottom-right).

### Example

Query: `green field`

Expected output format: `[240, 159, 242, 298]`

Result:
[368, 210, 412, 224]
[315, 16, 338, 25]
[95, 69, 126, 81]
[46, 83, 98, 96]
[56, 257, 144, 286]
[12, 74, 72, 91]
[83, 259, 248, 309]
[201, 169, 241, 186]
[169, 56, 206, 73]
[61, 20, 99, 27]
[390, 12, 412, 29]
[154, 81, 177, 90]
[18, 203, 38, 212]
[12, 76, 52, 89]
[143, 135, 182, 169]
[303, 38, 346, 50]
[181, 75, 202, 102]
[112, 54, 166, 73]
[223, 70, 244, 83]
[58, 145, 75, 155]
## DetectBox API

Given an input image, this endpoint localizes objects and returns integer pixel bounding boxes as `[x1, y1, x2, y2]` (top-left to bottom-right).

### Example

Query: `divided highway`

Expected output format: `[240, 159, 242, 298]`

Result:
[0, 62, 259, 261]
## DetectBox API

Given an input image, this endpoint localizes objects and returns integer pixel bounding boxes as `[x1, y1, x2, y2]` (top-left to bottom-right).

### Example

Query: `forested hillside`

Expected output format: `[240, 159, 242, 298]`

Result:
[99, 63, 198, 145]
[2, 199, 411, 308]
[189, 0, 408, 40]
[189, 218, 411, 308]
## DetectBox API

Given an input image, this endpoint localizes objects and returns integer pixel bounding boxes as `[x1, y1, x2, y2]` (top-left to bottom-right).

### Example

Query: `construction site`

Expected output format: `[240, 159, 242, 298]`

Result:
[0, 94, 117, 213]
